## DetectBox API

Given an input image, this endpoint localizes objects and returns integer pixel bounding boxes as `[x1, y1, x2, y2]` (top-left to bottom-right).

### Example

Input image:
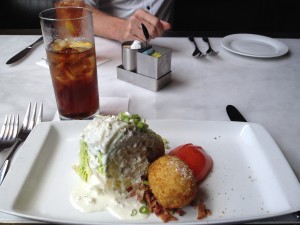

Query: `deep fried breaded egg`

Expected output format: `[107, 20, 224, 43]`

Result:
[148, 155, 197, 209]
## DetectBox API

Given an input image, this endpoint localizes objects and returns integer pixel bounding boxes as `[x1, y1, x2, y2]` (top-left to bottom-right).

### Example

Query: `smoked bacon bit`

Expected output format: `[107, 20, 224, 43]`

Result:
[140, 182, 185, 223]
[197, 201, 211, 220]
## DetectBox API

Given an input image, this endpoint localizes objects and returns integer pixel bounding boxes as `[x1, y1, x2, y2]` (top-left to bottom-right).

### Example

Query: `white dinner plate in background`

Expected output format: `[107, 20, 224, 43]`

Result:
[221, 33, 289, 58]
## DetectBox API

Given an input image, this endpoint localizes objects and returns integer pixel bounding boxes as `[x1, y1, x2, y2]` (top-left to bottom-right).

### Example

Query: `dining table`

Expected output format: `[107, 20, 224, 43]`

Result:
[0, 34, 300, 224]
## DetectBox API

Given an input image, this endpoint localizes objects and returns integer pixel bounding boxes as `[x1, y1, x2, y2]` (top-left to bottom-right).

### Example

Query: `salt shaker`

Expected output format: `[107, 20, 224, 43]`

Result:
[122, 40, 141, 71]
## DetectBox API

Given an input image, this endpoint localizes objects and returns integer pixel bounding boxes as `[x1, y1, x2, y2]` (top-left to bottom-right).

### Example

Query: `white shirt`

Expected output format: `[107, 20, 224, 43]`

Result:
[84, 0, 174, 23]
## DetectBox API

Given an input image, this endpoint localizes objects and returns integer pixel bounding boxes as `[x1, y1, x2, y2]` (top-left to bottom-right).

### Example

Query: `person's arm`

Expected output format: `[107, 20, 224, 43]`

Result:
[87, 6, 171, 42]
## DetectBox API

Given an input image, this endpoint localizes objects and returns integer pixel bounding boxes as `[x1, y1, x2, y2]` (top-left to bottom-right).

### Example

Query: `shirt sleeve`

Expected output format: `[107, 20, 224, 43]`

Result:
[84, 0, 99, 7]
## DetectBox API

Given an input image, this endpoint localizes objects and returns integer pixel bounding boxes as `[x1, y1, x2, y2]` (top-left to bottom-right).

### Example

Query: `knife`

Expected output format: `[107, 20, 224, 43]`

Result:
[226, 105, 247, 122]
[6, 36, 43, 65]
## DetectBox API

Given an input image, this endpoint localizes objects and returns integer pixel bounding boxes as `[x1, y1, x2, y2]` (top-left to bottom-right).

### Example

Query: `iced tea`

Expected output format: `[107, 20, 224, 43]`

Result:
[46, 39, 99, 119]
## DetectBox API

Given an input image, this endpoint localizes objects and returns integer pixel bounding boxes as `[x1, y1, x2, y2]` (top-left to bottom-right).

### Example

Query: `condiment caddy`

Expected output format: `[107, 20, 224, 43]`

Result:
[117, 41, 172, 92]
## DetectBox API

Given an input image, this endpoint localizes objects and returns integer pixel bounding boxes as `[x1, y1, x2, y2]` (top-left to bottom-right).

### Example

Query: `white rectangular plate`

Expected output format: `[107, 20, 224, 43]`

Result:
[0, 120, 300, 224]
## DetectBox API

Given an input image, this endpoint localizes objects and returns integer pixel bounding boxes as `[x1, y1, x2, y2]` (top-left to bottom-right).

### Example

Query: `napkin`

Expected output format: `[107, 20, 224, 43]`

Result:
[36, 56, 110, 68]
[52, 96, 129, 121]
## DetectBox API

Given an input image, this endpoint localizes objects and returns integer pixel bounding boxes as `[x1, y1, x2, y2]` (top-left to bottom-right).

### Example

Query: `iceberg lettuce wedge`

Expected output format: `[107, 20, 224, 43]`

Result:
[73, 113, 165, 191]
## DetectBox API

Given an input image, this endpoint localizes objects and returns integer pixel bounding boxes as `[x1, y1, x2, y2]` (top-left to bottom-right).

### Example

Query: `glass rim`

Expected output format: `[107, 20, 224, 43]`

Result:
[39, 7, 92, 21]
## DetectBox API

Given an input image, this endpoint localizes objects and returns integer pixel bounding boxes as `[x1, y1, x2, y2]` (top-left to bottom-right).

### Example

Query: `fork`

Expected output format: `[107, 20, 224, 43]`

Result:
[188, 37, 206, 57]
[0, 102, 43, 185]
[0, 114, 19, 152]
[202, 37, 219, 55]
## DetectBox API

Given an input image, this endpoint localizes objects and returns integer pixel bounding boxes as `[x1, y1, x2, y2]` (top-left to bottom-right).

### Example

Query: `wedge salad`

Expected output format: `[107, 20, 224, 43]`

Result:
[70, 112, 165, 219]
[70, 112, 213, 222]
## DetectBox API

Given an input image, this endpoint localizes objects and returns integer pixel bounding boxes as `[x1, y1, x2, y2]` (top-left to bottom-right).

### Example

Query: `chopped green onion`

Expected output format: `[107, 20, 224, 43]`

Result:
[139, 205, 150, 214]
[163, 138, 170, 149]
[118, 112, 148, 131]
[169, 209, 174, 215]
[119, 112, 130, 122]
[142, 180, 149, 185]
[137, 121, 144, 129]
[131, 209, 138, 216]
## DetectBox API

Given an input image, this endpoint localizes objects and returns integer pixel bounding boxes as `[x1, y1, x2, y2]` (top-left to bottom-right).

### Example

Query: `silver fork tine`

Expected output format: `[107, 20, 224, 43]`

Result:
[7, 115, 15, 139]
[37, 103, 43, 125]
[4, 115, 12, 139]
[22, 102, 31, 131]
[12, 114, 19, 139]
[4, 115, 14, 139]
[6, 115, 18, 140]
[0, 115, 9, 139]
[28, 102, 37, 130]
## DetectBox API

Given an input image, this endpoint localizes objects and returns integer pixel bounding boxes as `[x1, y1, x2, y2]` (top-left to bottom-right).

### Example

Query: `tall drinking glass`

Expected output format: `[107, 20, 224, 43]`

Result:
[39, 7, 99, 120]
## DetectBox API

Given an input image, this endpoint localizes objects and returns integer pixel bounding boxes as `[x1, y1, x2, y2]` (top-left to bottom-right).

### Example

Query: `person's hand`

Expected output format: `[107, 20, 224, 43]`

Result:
[118, 9, 171, 42]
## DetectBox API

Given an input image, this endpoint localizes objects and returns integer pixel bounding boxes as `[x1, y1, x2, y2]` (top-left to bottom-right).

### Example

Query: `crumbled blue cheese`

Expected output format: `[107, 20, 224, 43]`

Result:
[81, 115, 128, 155]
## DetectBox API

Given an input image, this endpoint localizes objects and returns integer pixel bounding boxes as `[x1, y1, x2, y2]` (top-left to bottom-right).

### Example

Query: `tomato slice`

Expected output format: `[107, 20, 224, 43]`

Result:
[168, 143, 213, 183]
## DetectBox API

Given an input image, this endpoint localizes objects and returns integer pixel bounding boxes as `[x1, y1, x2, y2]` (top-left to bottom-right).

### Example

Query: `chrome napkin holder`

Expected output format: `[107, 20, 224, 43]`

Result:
[117, 43, 172, 92]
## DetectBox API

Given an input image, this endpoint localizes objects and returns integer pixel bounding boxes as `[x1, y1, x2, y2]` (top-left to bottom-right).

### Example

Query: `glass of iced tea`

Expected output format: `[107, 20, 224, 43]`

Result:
[39, 7, 99, 120]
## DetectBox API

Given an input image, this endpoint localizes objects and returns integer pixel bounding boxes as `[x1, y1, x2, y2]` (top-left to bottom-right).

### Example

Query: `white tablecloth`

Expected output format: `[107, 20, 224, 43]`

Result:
[0, 35, 300, 223]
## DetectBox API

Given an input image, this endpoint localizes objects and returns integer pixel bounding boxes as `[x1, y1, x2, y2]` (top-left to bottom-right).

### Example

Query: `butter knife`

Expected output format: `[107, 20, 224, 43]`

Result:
[226, 105, 247, 122]
[6, 36, 43, 65]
